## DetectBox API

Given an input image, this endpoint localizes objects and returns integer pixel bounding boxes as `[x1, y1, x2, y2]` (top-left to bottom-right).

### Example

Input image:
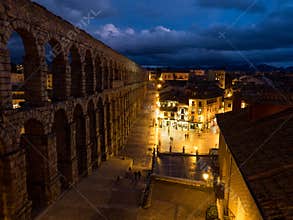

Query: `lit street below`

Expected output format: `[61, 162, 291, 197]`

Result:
[157, 125, 219, 154]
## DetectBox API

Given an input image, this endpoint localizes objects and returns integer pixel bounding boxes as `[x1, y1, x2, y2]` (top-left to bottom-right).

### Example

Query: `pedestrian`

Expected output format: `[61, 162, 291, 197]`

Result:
[138, 171, 141, 180]
[116, 175, 120, 183]
[134, 171, 137, 182]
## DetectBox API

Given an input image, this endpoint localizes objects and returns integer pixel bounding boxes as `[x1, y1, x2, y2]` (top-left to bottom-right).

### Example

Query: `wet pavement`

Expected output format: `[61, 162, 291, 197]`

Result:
[154, 154, 214, 181]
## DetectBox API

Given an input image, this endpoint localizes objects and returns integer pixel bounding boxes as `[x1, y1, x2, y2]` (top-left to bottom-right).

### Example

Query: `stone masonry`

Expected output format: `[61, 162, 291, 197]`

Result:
[0, 0, 147, 219]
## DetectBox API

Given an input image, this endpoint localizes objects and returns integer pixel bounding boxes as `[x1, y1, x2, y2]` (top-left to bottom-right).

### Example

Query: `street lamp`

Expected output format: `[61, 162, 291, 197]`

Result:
[202, 173, 209, 181]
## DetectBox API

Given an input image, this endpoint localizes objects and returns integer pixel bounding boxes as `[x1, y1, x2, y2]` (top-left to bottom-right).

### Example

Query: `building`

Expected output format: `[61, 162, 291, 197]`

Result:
[156, 80, 224, 130]
[190, 69, 206, 76]
[216, 100, 293, 219]
[186, 81, 224, 130]
[157, 89, 188, 128]
[188, 94, 223, 130]
[208, 70, 226, 89]
[160, 72, 190, 81]
[11, 72, 54, 108]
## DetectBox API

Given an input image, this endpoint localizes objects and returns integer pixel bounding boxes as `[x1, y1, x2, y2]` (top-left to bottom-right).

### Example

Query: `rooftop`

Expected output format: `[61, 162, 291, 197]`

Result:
[217, 107, 293, 219]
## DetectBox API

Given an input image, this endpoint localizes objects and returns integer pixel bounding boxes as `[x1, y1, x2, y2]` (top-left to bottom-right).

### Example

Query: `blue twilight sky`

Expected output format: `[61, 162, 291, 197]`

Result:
[24, 0, 293, 67]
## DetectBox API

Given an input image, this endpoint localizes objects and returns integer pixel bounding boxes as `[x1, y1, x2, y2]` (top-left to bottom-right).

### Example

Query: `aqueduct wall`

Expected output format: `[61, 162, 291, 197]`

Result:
[0, 1, 147, 219]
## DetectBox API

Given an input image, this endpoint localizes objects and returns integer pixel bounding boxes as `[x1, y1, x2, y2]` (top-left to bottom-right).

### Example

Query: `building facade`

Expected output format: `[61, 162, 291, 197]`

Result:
[216, 102, 293, 220]
[188, 96, 223, 130]
[160, 72, 190, 81]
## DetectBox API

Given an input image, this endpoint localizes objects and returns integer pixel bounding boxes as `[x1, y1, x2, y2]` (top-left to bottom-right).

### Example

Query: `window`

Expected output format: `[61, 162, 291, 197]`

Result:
[198, 108, 202, 115]
[164, 112, 168, 117]
[171, 112, 175, 117]
[192, 101, 195, 106]
[198, 101, 202, 107]
[228, 104, 231, 107]
[181, 109, 184, 114]
[181, 115, 184, 120]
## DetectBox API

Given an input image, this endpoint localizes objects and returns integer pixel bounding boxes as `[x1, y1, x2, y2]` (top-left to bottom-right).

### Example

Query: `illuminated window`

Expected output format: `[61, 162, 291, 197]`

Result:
[198, 116, 202, 122]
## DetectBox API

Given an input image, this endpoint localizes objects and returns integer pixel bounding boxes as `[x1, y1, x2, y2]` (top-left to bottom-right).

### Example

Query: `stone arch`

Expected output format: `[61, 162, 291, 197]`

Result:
[95, 54, 103, 92]
[52, 109, 71, 191]
[73, 104, 87, 177]
[87, 100, 98, 169]
[20, 118, 47, 217]
[97, 97, 106, 160]
[44, 38, 67, 101]
[109, 59, 114, 88]
[69, 45, 83, 97]
[5, 27, 43, 107]
[105, 97, 112, 156]
[103, 57, 109, 90]
[114, 62, 119, 80]
[85, 50, 94, 95]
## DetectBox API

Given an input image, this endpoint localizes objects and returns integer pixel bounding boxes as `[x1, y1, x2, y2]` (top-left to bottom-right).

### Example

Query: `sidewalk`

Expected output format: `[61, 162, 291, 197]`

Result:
[37, 158, 145, 220]
[120, 90, 157, 170]
[37, 91, 157, 220]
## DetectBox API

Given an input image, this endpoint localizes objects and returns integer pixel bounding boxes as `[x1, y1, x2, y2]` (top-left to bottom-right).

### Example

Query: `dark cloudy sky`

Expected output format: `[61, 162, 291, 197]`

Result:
[30, 0, 293, 67]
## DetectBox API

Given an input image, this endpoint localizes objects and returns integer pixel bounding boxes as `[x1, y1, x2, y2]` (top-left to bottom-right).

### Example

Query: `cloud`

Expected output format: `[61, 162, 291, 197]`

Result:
[14, 1, 293, 67]
[95, 9, 293, 67]
[33, 0, 112, 23]
[196, 0, 266, 12]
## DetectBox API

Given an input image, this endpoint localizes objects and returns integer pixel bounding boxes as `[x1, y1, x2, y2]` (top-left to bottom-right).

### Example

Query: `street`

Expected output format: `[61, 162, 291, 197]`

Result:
[37, 89, 218, 220]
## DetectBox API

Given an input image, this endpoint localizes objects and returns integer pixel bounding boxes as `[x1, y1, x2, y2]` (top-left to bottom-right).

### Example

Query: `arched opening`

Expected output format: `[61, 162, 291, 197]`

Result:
[98, 98, 106, 160]
[85, 50, 94, 95]
[73, 105, 87, 177]
[88, 101, 98, 169]
[106, 101, 112, 156]
[69, 46, 82, 97]
[95, 55, 103, 92]
[114, 63, 119, 80]
[7, 30, 40, 108]
[20, 119, 47, 217]
[52, 109, 71, 191]
[0, 142, 5, 220]
[109, 60, 114, 88]
[45, 40, 67, 101]
[103, 59, 109, 90]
